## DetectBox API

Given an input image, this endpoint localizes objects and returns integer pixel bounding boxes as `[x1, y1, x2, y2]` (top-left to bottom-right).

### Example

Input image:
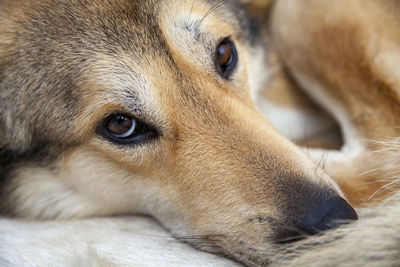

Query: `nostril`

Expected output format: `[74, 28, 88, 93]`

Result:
[300, 196, 358, 234]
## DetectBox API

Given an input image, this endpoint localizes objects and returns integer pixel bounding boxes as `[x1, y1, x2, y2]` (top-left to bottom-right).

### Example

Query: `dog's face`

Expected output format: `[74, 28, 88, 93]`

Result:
[0, 0, 357, 265]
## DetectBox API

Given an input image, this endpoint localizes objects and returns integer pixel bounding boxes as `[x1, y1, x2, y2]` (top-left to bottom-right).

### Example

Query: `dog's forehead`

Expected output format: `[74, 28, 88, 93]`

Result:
[77, 0, 251, 118]
[26, 0, 243, 60]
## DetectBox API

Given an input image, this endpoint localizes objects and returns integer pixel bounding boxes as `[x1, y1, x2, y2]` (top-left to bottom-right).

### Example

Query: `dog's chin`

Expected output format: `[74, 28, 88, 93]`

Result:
[180, 237, 273, 267]
[177, 212, 357, 267]
[172, 224, 289, 267]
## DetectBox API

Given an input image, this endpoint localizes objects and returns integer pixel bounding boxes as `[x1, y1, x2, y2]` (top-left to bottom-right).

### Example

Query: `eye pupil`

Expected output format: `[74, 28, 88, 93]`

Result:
[217, 44, 232, 66]
[107, 115, 134, 135]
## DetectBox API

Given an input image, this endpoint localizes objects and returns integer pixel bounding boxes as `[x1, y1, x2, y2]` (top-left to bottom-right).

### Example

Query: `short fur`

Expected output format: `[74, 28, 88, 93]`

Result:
[0, 0, 351, 266]
[1, 0, 399, 266]
[267, 0, 400, 265]
[271, 0, 400, 206]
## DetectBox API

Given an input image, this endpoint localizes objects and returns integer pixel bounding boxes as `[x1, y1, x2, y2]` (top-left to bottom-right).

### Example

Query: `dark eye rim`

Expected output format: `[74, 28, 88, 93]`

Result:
[214, 37, 238, 80]
[96, 113, 159, 146]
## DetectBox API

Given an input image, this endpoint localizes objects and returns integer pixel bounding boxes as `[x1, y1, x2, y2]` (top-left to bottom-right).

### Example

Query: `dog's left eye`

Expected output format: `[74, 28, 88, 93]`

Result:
[215, 38, 238, 79]
[100, 114, 158, 145]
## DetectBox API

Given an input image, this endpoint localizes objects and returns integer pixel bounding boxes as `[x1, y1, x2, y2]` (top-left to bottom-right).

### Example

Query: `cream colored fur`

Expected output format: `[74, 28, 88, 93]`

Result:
[1, 177, 399, 267]
[0, 217, 238, 267]
[1, 1, 398, 266]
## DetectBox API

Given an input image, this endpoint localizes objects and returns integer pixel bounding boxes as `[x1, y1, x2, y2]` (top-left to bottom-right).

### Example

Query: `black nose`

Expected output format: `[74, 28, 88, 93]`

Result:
[297, 195, 358, 235]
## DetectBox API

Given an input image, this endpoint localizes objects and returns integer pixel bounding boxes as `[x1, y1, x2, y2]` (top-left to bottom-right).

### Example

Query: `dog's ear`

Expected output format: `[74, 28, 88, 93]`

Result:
[240, 0, 273, 19]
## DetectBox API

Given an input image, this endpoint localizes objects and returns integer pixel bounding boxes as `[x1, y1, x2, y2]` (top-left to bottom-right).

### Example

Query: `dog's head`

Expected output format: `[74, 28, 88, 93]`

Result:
[0, 0, 357, 265]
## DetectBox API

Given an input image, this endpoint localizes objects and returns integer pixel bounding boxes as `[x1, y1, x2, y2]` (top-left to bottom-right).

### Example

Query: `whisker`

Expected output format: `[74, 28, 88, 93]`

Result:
[368, 179, 400, 200]
[316, 149, 327, 171]
[358, 168, 380, 177]
[198, 0, 227, 28]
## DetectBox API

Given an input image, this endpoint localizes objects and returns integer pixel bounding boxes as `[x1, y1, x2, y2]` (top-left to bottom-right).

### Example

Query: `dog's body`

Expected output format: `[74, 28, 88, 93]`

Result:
[271, 0, 400, 208]
[0, 0, 398, 266]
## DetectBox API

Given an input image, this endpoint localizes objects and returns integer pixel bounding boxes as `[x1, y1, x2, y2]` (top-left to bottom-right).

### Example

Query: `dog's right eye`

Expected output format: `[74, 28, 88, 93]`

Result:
[99, 114, 158, 145]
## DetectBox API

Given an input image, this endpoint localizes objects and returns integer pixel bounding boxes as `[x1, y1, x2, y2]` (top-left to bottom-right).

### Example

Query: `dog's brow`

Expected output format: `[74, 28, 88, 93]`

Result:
[183, 20, 201, 38]
[92, 59, 149, 117]
[181, 0, 228, 41]
[115, 72, 148, 115]
[123, 90, 144, 115]
[180, 19, 215, 51]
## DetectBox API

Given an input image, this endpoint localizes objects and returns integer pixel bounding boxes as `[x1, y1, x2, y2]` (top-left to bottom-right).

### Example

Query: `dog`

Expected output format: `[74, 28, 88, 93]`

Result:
[5, 0, 396, 266]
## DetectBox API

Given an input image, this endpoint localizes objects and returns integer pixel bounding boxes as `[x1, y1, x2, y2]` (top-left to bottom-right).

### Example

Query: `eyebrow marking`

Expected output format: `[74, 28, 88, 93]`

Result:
[182, 0, 228, 41]
[183, 20, 201, 39]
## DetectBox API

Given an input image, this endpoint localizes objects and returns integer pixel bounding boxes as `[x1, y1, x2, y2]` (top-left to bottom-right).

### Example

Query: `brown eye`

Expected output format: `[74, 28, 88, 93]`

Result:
[217, 43, 232, 66]
[215, 38, 238, 79]
[107, 115, 136, 138]
[99, 113, 159, 145]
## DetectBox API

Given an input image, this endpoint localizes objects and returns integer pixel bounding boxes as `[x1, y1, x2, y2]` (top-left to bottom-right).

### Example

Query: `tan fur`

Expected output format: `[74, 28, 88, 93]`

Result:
[270, 139, 400, 266]
[271, 0, 400, 207]
[260, 53, 343, 149]
[0, 0, 357, 266]
[4, 0, 398, 266]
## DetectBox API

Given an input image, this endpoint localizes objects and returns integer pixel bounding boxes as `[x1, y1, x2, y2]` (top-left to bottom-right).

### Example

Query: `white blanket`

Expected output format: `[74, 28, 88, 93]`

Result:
[0, 216, 238, 267]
